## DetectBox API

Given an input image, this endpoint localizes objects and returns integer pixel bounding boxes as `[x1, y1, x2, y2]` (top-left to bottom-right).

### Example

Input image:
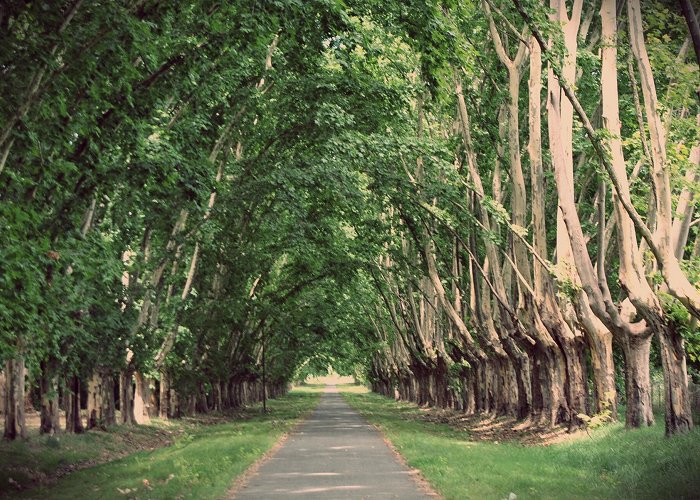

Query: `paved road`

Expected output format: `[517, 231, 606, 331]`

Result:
[233, 386, 433, 499]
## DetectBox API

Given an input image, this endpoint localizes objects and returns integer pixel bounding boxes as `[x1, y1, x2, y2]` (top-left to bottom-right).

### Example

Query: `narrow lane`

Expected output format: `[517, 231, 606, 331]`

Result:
[232, 386, 433, 499]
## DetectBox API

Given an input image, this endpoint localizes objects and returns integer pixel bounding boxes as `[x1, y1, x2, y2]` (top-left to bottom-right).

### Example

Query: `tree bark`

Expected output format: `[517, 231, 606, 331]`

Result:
[133, 372, 151, 424]
[119, 369, 135, 425]
[528, 31, 589, 427]
[3, 357, 26, 439]
[626, 0, 694, 433]
[578, 295, 617, 418]
[454, 73, 533, 420]
[39, 359, 60, 434]
[656, 322, 694, 434]
[159, 370, 171, 419]
[621, 334, 654, 427]
[87, 367, 116, 429]
[65, 375, 84, 434]
[486, 5, 576, 426]
[678, 0, 700, 71]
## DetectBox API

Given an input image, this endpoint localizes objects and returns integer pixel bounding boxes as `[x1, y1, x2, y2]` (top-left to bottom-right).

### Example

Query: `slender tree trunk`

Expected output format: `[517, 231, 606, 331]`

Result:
[599, 0, 659, 429]
[133, 372, 151, 424]
[39, 359, 60, 434]
[197, 382, 210, 413]
[159, 370, 170, 419]
[3, 357, 26, 439]
[656, 323, 693, 434]
[171, 387, 180, 418]
[148, 378, 159, 417]
[454, 73, 533, 420]
[485, 6, 578, 426]
[65, 375, 84, 434]
[221, 380, 230, 410]
[530, 39, 589, 423]
[678, 0, 700, 70]
[119, 369, 135, 425]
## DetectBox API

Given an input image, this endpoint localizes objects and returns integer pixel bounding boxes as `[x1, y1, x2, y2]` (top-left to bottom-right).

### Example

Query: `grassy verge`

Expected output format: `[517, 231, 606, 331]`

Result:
[340, 386, 700, 500]
[1, 421, 182, 494]
[2, 388, 320, 499]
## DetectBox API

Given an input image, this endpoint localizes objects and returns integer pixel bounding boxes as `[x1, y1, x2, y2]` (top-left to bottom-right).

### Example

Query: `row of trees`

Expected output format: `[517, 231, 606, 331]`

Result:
[364, 0, 700, 435]
[1, 0, 388, 438]
[1, 0, 698, 440]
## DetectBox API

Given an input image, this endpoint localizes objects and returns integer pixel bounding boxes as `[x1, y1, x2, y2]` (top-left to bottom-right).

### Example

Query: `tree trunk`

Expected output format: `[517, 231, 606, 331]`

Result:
[221, 380, 230, 410]
[119, 369, 135, 425]
[657, 323, 694, 434]
[171, 387, 180, 418]
[3, 357, 26, 440]
[148, 378, 159, 417]
[501, 336, 532, 419]
[626, 0, 700, 320]
[186, 394, 196, 416]
[39, 359, 60, 435]
[159, 370, 170, 419]
[582, 309, 617, 418]
[622, 334, 654, 428]
[87, 367, 116, 429]
[530, 337, 567, 426]
[678, 0, 700, 75]
[197, 382, 209, 413]
[133, 372, 151, 424]
[214, 381, 223, 411]
[65, 375, 84, 434]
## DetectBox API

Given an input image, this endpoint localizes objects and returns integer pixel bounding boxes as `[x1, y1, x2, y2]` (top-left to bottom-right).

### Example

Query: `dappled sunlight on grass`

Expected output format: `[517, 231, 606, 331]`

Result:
[341, 389, 700, 500]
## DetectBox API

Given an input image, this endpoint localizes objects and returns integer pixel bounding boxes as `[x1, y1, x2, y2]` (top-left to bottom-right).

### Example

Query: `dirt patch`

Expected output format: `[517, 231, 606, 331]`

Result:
[415, 407, 588, 446]
[53, 426, 182, 479]
[181, 409, 252, 426]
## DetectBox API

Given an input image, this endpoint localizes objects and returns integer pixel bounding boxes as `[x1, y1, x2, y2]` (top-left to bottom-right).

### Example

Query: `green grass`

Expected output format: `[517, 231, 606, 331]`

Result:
[3, 389, 320, 499]
[340, 387, 700, 500]
[0, 421, 181, 493]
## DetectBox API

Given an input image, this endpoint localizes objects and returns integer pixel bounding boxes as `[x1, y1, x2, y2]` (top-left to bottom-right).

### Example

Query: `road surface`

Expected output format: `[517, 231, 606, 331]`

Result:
[232, 386, 433, 499]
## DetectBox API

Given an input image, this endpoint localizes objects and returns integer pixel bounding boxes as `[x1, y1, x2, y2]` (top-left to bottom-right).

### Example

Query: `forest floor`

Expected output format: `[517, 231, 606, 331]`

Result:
[0, 389, 320, 499]
[340, 385, 700, 499]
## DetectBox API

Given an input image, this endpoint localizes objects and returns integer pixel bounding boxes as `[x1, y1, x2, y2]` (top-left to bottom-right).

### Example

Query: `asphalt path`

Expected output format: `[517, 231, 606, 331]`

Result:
[232, 385, 433, 499]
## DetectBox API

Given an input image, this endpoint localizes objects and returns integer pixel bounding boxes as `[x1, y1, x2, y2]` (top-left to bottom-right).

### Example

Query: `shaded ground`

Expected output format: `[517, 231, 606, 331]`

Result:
[0, 421, 182, 496]
[416, 408, 588, 446]
[230, 385, 436, 499]
[1, 409, 257, 495]
[0, 388, 320, 500]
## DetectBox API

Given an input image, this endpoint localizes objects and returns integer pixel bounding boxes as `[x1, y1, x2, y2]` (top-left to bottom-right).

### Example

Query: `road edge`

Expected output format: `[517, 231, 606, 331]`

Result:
[223, 394, 322, 499]
[339, 391, 443, 499]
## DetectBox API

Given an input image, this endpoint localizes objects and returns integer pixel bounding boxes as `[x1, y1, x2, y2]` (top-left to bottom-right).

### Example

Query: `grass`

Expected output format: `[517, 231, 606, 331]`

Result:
[0, 420, 181, 493]
[340, 386, 700, 500]
[2, 388, 320, 499]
